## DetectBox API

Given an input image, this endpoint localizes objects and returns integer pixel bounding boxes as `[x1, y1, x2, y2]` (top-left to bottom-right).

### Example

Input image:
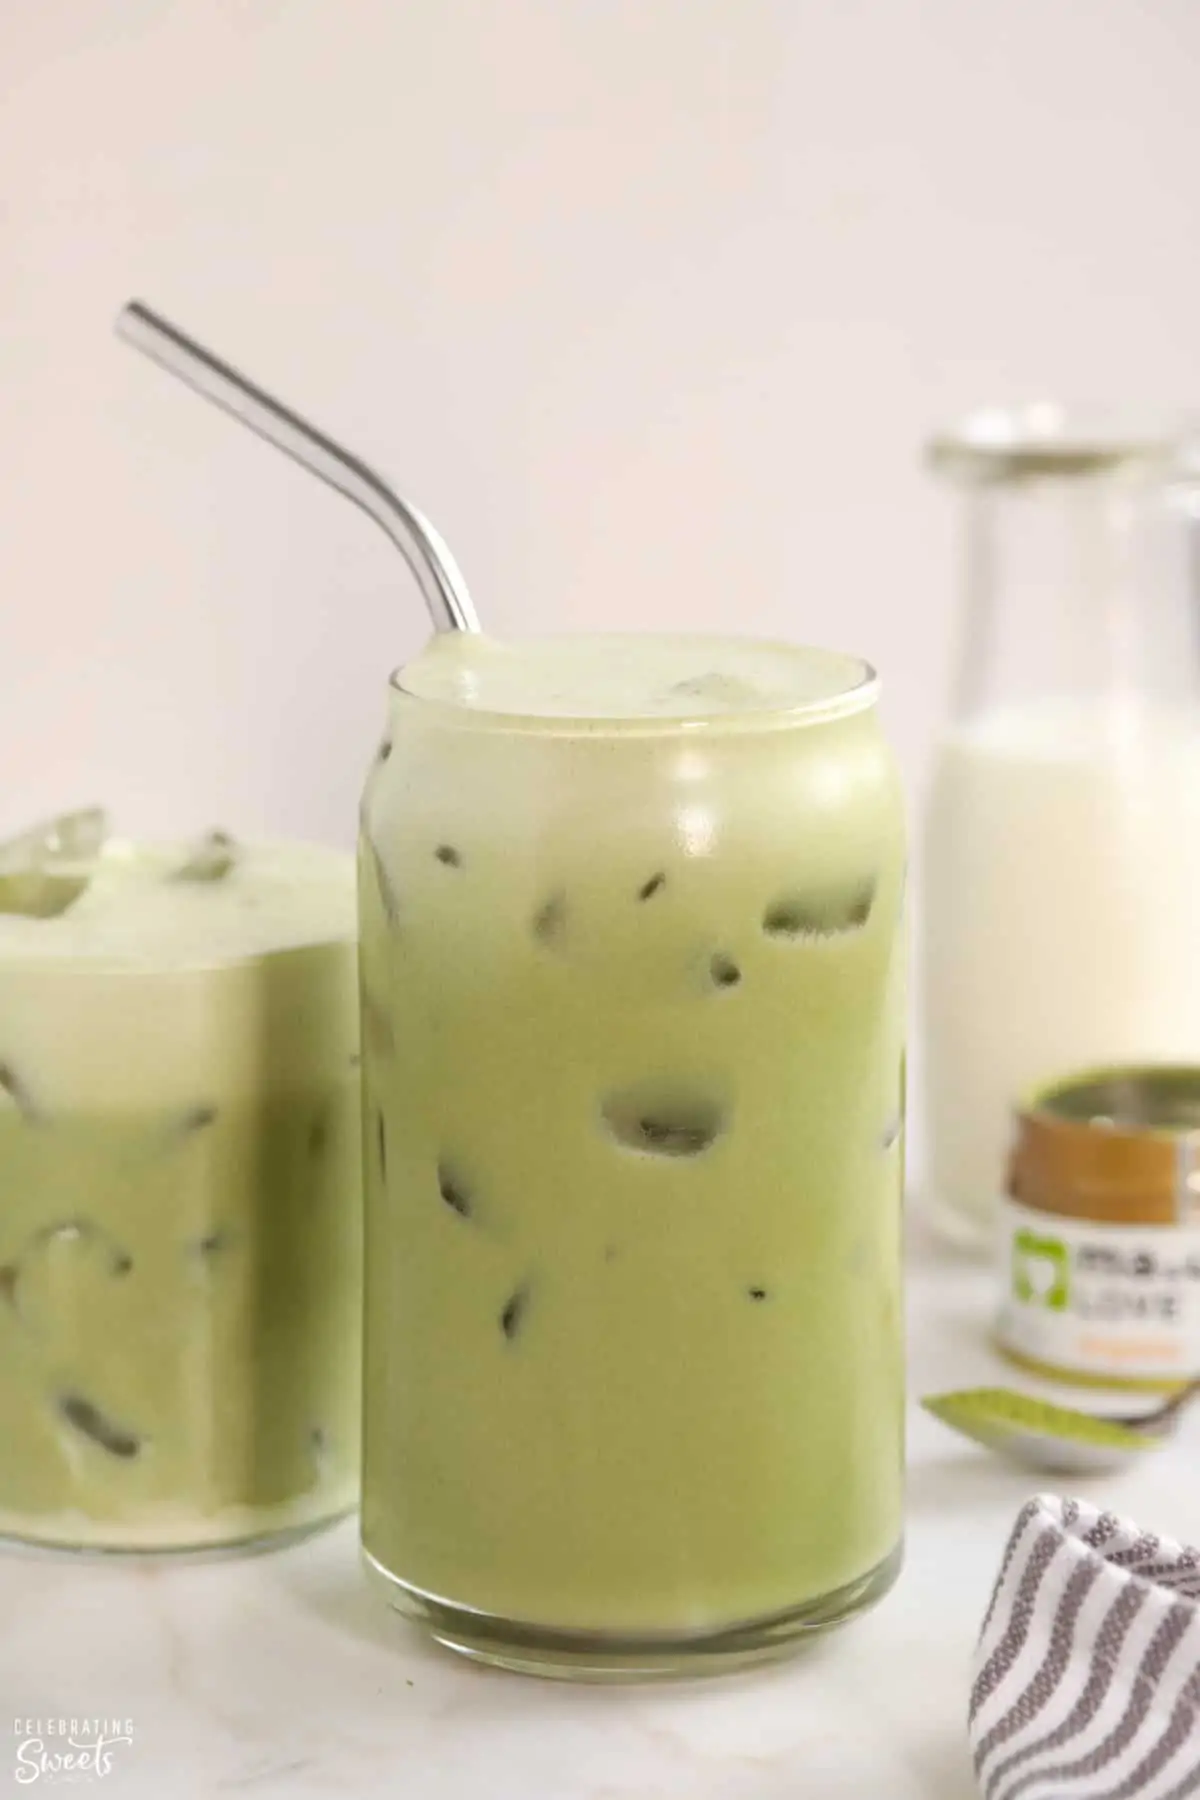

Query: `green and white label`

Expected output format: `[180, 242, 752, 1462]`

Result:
[998, 1198, 1200, 1381]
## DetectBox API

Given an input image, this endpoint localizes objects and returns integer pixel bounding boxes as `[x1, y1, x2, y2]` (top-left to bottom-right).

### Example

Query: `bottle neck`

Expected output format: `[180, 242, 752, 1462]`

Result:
[951, 470, 1200, 728]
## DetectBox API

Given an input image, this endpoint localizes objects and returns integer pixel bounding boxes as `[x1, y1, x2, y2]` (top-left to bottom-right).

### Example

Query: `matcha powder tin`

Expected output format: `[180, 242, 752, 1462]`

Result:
[998, 1067, 1200, 1392]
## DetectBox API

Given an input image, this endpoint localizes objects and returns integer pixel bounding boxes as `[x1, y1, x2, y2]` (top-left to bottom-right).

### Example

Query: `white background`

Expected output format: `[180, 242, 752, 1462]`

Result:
[3, 1, 1199, 842]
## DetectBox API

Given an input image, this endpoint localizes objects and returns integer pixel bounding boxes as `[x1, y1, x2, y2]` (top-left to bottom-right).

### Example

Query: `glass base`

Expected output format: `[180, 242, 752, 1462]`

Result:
[0, 1501, 354, 1561]
[363, 1540, 903, 1681]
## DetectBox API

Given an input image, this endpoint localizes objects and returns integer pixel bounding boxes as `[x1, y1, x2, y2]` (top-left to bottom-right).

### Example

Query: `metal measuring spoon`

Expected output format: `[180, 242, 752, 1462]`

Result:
[115, 301, 480, 636]
[922, 1379, 1200, 1476]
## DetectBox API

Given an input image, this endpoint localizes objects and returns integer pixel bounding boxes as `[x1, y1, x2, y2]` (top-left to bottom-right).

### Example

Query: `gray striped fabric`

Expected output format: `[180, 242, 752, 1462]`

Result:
[971, 1497, 1200, 1800]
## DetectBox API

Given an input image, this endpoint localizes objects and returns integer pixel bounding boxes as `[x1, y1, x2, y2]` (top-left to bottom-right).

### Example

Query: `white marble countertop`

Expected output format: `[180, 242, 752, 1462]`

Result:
[6, 1223, 1200, 1800]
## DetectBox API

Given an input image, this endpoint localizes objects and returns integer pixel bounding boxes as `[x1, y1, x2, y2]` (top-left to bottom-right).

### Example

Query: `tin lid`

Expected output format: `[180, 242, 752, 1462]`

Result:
[1010, 1067, 1200, 1227]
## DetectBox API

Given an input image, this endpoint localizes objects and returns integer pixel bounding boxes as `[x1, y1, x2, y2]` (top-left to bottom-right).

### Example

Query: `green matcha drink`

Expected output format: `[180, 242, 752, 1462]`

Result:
[360, 635, 905, 1674]
[0, 825, 362, 1551]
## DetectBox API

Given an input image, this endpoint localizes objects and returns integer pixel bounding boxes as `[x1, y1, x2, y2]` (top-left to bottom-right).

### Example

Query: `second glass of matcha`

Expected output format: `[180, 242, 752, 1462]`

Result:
[359, 631, 905, 1678]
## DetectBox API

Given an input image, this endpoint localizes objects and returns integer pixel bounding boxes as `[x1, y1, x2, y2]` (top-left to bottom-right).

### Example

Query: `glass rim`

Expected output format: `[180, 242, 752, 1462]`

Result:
[927, 403, 1200, 483]
[0, 926, 357, 978]
[388, 634, 880, 736]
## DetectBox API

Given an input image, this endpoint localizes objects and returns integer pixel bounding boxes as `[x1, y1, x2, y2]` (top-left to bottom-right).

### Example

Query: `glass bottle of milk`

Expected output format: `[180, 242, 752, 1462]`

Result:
[922, 408, 1200, 1249]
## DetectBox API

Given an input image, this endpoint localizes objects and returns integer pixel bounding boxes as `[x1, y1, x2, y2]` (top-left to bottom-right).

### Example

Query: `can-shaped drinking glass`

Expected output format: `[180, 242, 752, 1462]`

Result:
[359, 634, 905, 1677]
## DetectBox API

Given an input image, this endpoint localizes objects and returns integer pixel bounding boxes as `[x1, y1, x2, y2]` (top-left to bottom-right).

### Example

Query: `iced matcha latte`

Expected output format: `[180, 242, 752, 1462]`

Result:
[0, 819, 362, 1551]
[360, 636, 905, 1674]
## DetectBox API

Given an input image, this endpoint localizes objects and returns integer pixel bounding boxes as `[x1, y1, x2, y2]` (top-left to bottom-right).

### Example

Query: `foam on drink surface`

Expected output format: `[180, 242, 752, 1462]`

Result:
[396, 634, 873, 724]
[0, 838, 355, 968]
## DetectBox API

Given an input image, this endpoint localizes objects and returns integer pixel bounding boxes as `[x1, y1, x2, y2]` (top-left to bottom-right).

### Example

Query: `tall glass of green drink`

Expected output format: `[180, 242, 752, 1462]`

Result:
[359, 633, 905, 1677]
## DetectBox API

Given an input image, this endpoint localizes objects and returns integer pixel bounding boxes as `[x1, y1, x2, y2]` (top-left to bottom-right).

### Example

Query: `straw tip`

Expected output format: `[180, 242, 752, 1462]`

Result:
[114, 299, 153, 342]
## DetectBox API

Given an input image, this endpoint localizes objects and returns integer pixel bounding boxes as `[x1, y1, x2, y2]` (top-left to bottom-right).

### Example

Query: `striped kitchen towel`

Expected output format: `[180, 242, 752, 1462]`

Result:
[970, 1496, 1200, 1800]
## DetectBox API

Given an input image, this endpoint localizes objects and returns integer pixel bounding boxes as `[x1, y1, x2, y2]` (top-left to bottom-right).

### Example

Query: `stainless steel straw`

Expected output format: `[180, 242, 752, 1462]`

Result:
[116, 300, 479, 635]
